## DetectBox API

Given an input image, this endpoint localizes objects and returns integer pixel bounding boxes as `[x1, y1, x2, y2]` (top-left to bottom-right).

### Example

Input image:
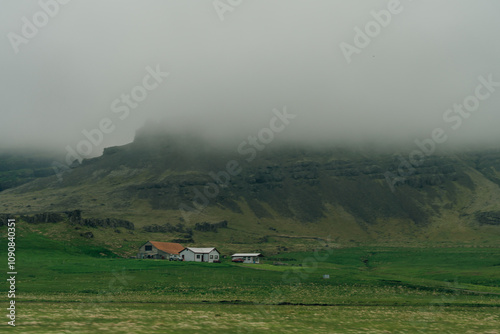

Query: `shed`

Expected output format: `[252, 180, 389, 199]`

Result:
[179, 247, 220, 263]
[231, 253, 263, 264]
[137, 241, 184, 260]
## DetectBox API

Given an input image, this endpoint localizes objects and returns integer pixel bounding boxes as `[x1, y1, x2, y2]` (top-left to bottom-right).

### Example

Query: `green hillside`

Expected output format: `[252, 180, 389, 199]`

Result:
[1, 131, 500, 255]
[0, 151, 58, 191]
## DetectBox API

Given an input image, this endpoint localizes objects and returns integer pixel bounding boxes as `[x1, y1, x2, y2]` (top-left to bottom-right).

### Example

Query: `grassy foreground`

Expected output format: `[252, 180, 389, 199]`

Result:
[12, 303, 500, 334]
[0, 231, 499, 333]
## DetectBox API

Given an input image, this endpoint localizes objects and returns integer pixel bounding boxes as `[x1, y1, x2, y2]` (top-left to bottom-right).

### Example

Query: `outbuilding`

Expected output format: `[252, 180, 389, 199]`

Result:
[179, 247, 220, 263]
[231, 253, 263, 264]
[137, 241, 184, 260]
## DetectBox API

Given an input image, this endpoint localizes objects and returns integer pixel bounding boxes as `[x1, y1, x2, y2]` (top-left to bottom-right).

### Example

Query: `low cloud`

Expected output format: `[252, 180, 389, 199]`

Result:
[1, 0, 500, 156]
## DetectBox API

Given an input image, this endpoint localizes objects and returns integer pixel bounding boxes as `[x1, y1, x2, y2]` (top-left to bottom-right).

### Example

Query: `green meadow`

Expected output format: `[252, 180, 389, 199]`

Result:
[1, 232, 499, 333]
[13, 304, 500, 334]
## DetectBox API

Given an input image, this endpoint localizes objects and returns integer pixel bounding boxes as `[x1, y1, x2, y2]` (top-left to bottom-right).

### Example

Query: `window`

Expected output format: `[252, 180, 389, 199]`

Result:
[210, 255, 213, 259]
[196, 254, 201, 259]
[145, 245, 152, 251]
[247, 257, 251, 260]
[214, 255, 218, 259]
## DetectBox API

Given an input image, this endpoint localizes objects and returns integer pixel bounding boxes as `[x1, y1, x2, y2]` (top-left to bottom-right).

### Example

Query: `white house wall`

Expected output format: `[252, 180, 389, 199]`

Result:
[207, 250, 220, 263]
[180, 249, 220, 262]
[180, 250, 195, 262]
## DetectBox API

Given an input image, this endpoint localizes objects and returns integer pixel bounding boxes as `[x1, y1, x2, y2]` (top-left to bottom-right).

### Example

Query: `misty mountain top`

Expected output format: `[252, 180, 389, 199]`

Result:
[2, 1, 500, 155]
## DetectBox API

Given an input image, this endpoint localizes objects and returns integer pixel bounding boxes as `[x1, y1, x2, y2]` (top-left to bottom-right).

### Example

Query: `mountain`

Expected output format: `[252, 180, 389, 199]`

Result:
[1, 130, 500, 255]
[0, 151, 59, 191]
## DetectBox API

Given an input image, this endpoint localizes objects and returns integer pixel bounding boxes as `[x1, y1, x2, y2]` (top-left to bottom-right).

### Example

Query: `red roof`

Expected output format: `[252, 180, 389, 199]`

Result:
[149, 241, 184, 255]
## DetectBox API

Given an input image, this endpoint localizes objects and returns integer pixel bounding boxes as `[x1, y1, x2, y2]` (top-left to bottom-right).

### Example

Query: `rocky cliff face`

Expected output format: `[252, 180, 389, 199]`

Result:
[119, 148, 477, 225]
[0, 211, 134, 230]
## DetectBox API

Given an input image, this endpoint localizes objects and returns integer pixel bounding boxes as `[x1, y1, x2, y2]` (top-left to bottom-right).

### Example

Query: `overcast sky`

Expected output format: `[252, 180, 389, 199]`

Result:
[1, 0, 500, 156]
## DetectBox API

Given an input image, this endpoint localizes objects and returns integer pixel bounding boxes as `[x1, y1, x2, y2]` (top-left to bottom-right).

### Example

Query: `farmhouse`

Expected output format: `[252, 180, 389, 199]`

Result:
[180, 247, 220, 263]
[231, 253, 263, 264]
[137, 241, 184, 260]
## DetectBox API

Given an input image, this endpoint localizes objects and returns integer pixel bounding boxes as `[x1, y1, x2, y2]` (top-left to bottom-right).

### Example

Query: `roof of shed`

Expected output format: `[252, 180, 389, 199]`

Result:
[231, 253, 263, 257]
[149, 241, 184, 255]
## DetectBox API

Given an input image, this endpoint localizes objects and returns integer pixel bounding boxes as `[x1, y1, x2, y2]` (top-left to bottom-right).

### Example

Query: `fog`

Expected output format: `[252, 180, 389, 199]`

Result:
[1, 0, 500, 157]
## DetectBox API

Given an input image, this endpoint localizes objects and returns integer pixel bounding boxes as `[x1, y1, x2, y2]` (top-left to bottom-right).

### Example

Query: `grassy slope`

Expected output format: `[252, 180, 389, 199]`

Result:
[1, 228, 499, 304]
[1, 141, 500, 253]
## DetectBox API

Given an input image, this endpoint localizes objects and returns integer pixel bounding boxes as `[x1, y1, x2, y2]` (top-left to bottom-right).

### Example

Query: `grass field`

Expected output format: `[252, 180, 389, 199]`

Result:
[12, 303, 500, 334]
[1, 231, 499, 333]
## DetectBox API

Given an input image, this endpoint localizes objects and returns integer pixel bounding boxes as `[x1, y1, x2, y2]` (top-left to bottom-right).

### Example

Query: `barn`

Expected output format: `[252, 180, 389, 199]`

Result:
[137, 241, 184, 260]
[231, 253, 263, 264]
[179, 247, 220, 263]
